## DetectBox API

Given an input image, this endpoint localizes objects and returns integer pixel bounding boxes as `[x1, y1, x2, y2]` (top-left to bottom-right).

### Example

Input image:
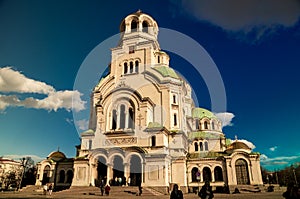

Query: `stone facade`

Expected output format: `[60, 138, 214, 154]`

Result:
[37, 11, 263, 193]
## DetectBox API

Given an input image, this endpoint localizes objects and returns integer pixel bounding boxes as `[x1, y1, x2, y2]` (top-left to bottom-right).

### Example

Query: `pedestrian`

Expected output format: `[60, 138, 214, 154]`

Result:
[118, 177, 122, 186]
[105, 184, 111, 196]
[127, 177, 131, 186]
[198, 181, 214, 199]
[283, 183, 300, 199]
[138, 185, 142, 196]
[48, 183, 53, 195]
[170, 184, 183, 199]
[99, 180, 104, 196]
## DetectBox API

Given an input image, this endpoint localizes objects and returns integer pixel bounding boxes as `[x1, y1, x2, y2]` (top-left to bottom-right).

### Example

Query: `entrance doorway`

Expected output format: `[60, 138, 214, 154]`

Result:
[235, 159, 250, 185]
[97, 156, 107, 186]
[129, 155, 142, 186]
[42, 165, 50, 185]
[112, 156, 124, 185]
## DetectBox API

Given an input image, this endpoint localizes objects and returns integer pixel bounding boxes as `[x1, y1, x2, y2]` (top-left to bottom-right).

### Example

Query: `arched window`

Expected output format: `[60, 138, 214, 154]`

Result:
[214, 166, 223, 181]
[235, 159, 250, 185]
[173, 94, 177, 104]
[120, 105, 126, 129]
[204, 121, 208, 129]
[135, 60, 139, 73]
[212, 121, 215, 130]
[191, 167, 199, 182]
[203, 167, 212, 182]
[194, 142, 198, 151]
[151, 135, 156, 146]
[129, 61, 134, 73]
[195, 119, 200, 130]
[66, 170, 73, 184]
[59, 170, 65, 183]
[128, 107, 134, 129]
[131, 20, 137, 32]
[112, 109, 117, 130]
[199, 142, 203, 151]
[157, 56, 160, 63]
[124, 62, 128, 74]
[142, 21, 148, 32]
[173, 114, 177, 126]
[204, 141, 208, 151]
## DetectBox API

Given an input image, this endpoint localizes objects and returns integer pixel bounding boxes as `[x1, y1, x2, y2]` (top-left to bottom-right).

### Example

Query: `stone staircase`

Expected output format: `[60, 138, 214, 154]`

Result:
[19, 185, 43, 194]
[231, 185, 262, 193]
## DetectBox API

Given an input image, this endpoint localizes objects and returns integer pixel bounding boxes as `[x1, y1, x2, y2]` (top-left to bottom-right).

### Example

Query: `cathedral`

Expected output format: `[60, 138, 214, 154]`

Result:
[36, 11, 263, 193]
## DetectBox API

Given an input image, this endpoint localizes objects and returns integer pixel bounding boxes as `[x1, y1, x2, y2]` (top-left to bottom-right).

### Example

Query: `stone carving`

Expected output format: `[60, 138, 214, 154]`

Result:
[105, 137, 137, 145]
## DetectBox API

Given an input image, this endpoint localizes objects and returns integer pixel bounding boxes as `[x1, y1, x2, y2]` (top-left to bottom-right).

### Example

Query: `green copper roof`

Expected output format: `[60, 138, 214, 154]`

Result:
[146, 122, 163, 130]
[225, 138, 232, 146]
[187, 152, 226, 159]
[81, 129, 94, 136]
[192, 108, 217, 119]
[154, 66, 179, 79]
[188, 131, 223, 139]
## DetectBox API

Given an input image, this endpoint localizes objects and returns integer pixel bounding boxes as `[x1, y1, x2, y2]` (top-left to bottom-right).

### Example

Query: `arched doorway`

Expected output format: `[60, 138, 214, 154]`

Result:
[214, 166, 223, 181]
[42, 165, 50, 185]
[191, 167, 199, 182]
[97, 156, 107, 185]
[129, 155, 142, 186]
[203, 167, 212, 182]
[112, 156, 124, 185]
[235, 159, 250, 185]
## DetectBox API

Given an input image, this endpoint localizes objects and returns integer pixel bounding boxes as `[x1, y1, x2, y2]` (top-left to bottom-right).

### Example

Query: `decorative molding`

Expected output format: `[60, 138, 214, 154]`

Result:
[105, 137, 137, 146]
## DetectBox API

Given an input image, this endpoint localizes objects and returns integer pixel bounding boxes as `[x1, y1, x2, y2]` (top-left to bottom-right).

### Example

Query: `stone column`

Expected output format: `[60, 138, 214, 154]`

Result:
[106, 163, 113, 185]
[125, 110, 129, 129]
[124, 163, 130, 184]
[116, 110, 120, 129]
[142, 162, 146, 185]
[211, 170, 215, 182]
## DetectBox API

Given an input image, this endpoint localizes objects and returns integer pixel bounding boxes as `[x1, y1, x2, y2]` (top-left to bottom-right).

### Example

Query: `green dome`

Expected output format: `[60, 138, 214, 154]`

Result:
[192, 108, 217, 119]
[154, 66, 179, 79]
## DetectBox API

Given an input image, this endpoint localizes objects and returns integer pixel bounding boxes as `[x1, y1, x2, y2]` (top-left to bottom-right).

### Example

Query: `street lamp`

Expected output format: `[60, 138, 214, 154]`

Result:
[293, 168, 298, 187]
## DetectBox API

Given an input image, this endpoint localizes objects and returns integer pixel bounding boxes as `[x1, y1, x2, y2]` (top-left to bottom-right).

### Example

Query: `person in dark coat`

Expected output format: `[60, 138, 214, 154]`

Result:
[198, 181, 214, 199]
[170, 184, 183, 199]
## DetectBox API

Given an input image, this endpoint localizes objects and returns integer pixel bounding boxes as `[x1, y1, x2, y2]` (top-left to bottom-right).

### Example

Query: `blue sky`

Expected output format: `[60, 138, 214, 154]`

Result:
[0, 0, 300, 171]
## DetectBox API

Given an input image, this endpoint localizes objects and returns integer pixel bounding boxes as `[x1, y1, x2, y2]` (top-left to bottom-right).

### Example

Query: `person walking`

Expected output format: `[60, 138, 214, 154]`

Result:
[48, 183, 53, 195]
[104, 184, 111, 196]
[99, 179, 104, 196]
[170, 184, 183, 199]
[198, 181, 214, 199]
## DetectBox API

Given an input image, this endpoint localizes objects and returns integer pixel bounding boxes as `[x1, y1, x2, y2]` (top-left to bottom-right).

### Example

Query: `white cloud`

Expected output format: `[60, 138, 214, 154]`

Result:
[0, 67, 86, 112]
[179, 0, 300, 42]
[260, 154, 300, 168]
[269, 146, 278, 152]
[215, 112, 235, 127]
[76, 119, 89, 131]
[0, 67, 54, 94]
[2, 154, 44, 164]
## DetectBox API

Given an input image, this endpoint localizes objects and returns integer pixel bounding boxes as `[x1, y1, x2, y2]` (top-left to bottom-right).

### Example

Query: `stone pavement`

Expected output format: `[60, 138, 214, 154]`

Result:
[0, 186, 286, 199]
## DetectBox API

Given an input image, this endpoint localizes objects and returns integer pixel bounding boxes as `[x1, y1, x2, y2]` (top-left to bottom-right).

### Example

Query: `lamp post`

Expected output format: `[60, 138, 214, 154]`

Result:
[293, 168, 298, 187]
[18, 157, 28, 191]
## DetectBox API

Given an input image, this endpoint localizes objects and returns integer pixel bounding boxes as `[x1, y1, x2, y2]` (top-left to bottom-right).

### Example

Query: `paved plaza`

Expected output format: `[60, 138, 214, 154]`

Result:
[0, 188, 286, 199]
